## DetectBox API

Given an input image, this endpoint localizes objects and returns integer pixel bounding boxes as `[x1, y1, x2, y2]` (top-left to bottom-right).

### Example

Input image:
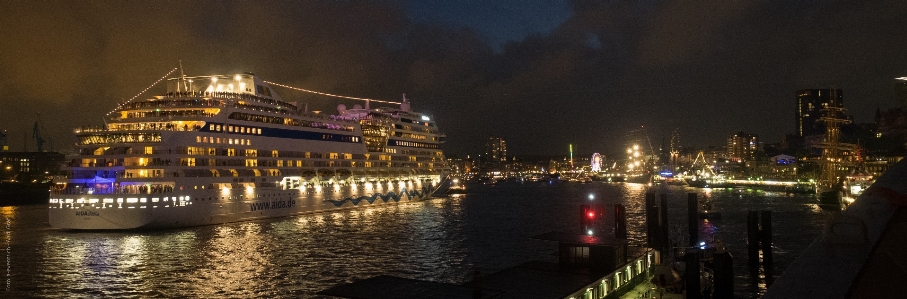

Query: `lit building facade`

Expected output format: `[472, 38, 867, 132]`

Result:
[726, 132, 760, 162]
[796, 89, 844, 137]
[485, 137, 507, 162]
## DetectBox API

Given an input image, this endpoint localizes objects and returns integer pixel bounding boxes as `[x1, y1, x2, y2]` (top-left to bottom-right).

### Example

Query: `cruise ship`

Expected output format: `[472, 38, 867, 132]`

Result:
[49, 72, 449, 229]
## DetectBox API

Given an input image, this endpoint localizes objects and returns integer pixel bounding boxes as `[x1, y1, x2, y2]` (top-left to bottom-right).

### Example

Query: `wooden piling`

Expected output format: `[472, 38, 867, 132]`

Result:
[685, 250, 701, 299]
[761, 210, 773, 265]
[713, 251, 734, 298]
[747, 211, 760, 265]
[614, 204, 627, 239]
[646, 193, 658, 249]
[687, 193, 698, 247]
[659, 194, 670, 255]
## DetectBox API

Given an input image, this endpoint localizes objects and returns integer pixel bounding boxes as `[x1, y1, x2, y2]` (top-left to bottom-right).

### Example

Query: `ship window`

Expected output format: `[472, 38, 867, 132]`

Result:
[209, 124, 215, 130]
[257, 128, 262, 134]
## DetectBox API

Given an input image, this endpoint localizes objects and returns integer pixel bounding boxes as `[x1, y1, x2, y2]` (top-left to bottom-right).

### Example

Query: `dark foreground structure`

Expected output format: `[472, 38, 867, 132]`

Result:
[764, 158, 907, 298]
[320, 232, 654, 299]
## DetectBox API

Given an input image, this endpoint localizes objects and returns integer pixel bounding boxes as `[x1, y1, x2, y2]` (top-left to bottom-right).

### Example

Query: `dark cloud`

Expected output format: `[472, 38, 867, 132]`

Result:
[2, 1, 907, 158]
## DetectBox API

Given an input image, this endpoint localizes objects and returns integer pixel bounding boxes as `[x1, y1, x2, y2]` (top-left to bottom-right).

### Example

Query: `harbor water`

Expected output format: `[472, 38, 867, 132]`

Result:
[2, 181, 829, 298]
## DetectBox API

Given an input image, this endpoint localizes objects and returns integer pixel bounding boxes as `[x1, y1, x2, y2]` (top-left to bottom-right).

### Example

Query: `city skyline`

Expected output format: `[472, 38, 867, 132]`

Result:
[2, 1, 907, 156]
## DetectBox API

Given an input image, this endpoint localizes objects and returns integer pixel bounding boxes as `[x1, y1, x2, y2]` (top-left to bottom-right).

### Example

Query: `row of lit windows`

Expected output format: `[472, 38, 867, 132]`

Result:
[78, 133, 162, 145]
[196, 136, 251, 146]
[393, 140, 439, 149]
[208, 124, 261, 135]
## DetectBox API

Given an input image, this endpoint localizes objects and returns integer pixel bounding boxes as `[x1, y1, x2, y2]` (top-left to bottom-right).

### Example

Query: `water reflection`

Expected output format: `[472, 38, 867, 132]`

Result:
[3, 182, 829, 298]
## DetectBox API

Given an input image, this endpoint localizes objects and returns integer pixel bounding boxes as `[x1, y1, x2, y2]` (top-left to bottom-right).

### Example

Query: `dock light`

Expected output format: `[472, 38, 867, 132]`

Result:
[587, 230, 594, 236]
[588, 194, 595, 200]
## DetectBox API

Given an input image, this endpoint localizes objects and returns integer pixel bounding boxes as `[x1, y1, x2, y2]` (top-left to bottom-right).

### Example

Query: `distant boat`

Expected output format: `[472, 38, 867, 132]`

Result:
[698, 198, 721, 219]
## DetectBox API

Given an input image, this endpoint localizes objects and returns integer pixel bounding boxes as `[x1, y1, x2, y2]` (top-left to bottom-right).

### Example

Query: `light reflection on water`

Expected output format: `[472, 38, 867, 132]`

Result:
[2, 182, 828, 298]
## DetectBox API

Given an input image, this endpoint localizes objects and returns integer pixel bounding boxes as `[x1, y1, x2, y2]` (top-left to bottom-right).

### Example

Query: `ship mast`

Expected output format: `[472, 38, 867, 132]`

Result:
[816, 89, 852, 189]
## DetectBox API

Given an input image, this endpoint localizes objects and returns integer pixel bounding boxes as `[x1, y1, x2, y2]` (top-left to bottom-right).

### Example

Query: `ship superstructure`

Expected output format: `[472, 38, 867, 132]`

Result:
[49, 72, 448, 229]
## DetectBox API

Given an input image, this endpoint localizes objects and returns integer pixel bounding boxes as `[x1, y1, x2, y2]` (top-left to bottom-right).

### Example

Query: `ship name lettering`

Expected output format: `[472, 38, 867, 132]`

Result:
[75, 211, 100, 217]
[249, 199, 296, 211]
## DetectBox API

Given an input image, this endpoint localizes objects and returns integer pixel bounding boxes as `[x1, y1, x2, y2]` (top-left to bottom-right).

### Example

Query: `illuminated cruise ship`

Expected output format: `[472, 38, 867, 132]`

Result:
[49, 72, 448, 229]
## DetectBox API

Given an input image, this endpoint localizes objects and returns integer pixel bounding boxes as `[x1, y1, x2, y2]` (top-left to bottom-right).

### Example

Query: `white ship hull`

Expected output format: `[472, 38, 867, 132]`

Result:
[50, 182, 442, 229]
[51, 71, 450, 230]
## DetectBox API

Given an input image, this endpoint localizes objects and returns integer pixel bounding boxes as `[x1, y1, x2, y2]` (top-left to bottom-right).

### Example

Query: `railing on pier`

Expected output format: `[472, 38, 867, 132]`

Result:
[564, 249, 655, 299]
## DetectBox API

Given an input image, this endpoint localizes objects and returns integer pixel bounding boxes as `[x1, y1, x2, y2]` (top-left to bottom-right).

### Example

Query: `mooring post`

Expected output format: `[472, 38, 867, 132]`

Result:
[646, 193, 658, 250]
[747, 211, 760, 265]
[713, 250, 734, 298]
[685, 250, 701, 299]
[614, 204, 627, 239]
[659, 194, 670, 256]
[688, 193, 698, 247]
[760, 210, 773, 265]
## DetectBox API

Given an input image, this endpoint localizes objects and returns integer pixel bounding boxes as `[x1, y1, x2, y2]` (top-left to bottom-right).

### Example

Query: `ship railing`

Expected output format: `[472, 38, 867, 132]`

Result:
[121, 97, 226, 109]
[76, 125, 203, 133]
[51, 186, 175, 195]
[162, 91, 299, 110]
[110, 111, 217, 120]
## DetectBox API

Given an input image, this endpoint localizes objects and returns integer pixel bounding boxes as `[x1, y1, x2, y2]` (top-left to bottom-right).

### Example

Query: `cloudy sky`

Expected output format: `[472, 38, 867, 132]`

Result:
[2, 1, 906, 157]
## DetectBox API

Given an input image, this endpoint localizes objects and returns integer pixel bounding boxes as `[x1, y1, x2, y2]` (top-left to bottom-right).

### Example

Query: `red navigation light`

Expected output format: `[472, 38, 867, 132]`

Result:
[587, 212, 595, 218]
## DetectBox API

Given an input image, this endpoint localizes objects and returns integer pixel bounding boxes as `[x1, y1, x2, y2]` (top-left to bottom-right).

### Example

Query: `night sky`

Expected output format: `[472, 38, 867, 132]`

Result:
[2, 1, 907, 157]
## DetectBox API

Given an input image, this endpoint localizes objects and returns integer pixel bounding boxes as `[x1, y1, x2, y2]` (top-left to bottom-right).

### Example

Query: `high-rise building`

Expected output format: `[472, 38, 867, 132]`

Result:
[485, 137, 507, 162]
[0, 129, 7, 151]
[896, 77, 907, 108]
[726, 131, 759, 162]
[796, 89, 844, 137]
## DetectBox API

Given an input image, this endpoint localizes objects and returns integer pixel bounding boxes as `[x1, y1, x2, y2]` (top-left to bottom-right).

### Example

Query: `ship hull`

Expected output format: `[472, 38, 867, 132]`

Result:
[50, 181, 443, 230]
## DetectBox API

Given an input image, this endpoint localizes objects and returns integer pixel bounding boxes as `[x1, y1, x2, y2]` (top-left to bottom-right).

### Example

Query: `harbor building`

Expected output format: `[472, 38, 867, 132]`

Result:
[485, 137, 507, 162]
[726, 131, 760, 162]
[796, 89, 845, 137]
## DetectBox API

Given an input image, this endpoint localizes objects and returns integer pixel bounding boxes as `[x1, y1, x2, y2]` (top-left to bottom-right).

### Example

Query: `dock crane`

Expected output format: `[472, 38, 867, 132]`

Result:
[33, 113, 46, 152]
